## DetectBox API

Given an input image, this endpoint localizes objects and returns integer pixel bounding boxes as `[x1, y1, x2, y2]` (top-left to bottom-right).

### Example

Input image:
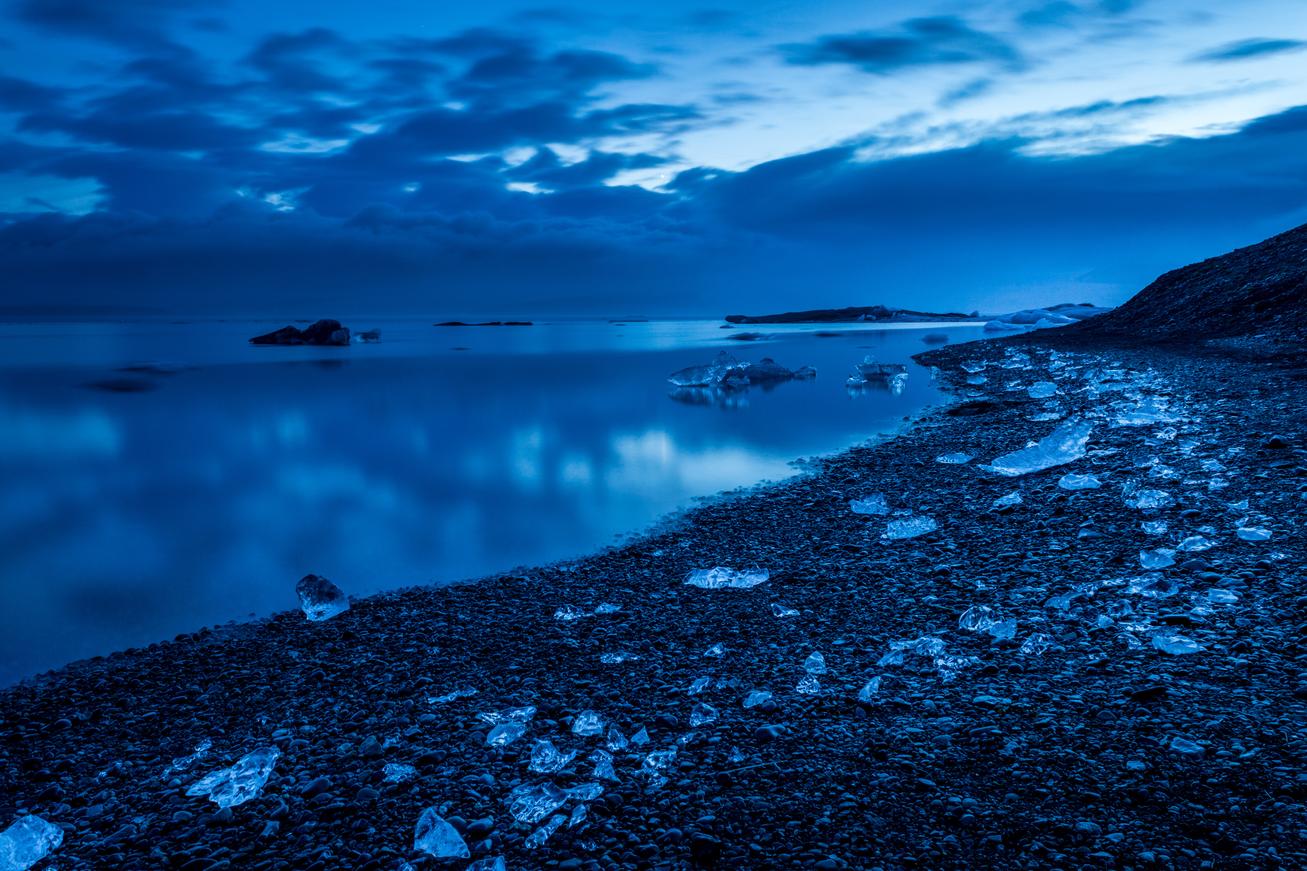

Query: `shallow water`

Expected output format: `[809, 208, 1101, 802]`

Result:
[0, 318, 981, 683]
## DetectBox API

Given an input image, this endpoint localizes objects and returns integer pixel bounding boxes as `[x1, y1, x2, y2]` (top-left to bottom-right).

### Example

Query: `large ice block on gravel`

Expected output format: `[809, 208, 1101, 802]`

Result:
[980, 420, 1094, 477]
[685, 567, 770, 589]
[295, 574, 349, 621]
[0, 816, 63, 871]
[187, 747, 280, 808]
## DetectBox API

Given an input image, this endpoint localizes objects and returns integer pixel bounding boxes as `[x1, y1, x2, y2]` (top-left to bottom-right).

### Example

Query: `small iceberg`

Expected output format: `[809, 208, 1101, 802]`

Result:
[984, 303, 1109, 332]
[187, 747, 280, 808]
[980, 420, 1093, 477]
[295, 574, 349, 621]
[685, 567, 770, 589]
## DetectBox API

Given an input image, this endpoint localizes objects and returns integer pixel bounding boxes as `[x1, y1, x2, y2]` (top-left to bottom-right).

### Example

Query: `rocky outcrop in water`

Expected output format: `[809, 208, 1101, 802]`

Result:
[249, 319, 351, 346]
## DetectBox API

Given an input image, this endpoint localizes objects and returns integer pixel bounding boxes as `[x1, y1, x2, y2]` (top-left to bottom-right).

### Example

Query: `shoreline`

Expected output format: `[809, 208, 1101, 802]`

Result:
[2, 334, 1304, 868]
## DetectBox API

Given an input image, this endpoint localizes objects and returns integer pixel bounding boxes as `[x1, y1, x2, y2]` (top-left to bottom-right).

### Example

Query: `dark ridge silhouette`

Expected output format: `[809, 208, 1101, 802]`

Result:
[1066, 222, 1307, 346]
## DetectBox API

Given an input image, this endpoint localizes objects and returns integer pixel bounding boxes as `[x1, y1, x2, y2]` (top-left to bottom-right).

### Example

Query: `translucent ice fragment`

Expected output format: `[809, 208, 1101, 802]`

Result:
[166, 738, 213, 775]
[1028, 382, 1058, 399]
[992, 491, 1023, 509]
[1114, 396, 1176, 426]
[478, 705, 537, 725]
[1140, 520, 1168, 536]
[630, 727, 650, 746]
[1124, 488, 1174, 510]
[594, 603, 622, 614]
[554, 605, 589, 621]
[567, 782, 604, 801]
[591, 749, 618, 781]
[703, 642, 726, 658]
[1127, 573, 1179, 599]
[383, 763, 416, 783]
[849, 494, 889, 515]
[689, 703, 719, 727]
[600, 652, 640, 664]
[980, 420, 1093, 477]
[428, 687, 478, 704]
[1152, 633, 1202, 655]
[958, 605, 998, 632]
[1207, 589, 1239, 604]
[685, 567, 770, 589]
[0, 816, 63, 871]
[507, 782, 568, 824]
[986, 618, 1017, 641]
[525, 814, 566, 849]
[771, 603, 799, 618]
[572, 711, 604, 737]
[1058, 473, 1101, 490]
[529, 740, 578, 774]
[1018, 633, 1054, 656]
[569, 804, 588, 829]
[413, 807, 469, 859]
[487, 722, 527, 747]
[1169, 737, 1203, 755]
[1177, 535, 1213, 552]
[882, 516, 937, 540]
[467, 858, 507, 871]
[295, 574, 349, 621]
[936, 452, 972, 464]
[688, 676, 711, 695]
[857, 677, 881, 702]
[796, 674, 820, 694]
[605, 726, 629, 751]
[641, 749, 677, 777]
[187, 747, 280, 808]
[1236, 526, 1271, 542]
[1139, 548, 1175, 569]
[743, 690, 772, 708]
[803, 651, 827, 674]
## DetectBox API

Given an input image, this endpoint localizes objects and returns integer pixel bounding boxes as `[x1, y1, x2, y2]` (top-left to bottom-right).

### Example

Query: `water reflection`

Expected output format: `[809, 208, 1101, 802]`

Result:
[0, 319, 977, 682]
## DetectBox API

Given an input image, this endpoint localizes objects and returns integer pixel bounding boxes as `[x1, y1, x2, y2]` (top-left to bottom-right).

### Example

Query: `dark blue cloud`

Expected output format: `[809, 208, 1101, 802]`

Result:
[1189, 38, 1307, 63]
[12, 0, 216, 47]
[782, 17, 1024, 75]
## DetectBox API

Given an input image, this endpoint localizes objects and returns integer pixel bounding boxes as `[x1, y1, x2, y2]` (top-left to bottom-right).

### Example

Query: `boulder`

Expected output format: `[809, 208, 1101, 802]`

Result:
[249, 319, 351, 346]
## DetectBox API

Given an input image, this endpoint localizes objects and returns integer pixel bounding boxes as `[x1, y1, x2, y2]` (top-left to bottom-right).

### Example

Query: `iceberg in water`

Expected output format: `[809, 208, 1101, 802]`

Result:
[984, 303, 1109, 332]
[980, 420, 1093, 477]
[187, 747, 280, 808]
[685, 567, 770, 589]
[0, 816, 63, 871]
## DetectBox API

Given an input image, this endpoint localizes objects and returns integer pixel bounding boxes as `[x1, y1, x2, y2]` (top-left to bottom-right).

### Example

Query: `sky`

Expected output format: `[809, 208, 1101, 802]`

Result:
[1, 0, 1305, 317]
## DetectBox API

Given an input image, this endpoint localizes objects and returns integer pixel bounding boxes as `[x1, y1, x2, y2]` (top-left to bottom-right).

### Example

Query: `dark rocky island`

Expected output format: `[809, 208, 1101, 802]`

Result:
[725, 305, 977, 324]
[249, 319, 352, 346]
[3, 227, 1305, 869]
[435, 321, 534, 327]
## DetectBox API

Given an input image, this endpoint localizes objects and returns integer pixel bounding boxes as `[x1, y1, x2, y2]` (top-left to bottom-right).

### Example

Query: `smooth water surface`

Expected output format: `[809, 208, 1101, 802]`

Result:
[0, 318, 982, 682]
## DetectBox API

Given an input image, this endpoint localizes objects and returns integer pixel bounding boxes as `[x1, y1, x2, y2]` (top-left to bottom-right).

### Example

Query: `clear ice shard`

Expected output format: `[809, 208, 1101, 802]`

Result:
[572, 710, 605, 737]
[987, 619, 1017, 641]
[428, 687, 478, 704]
[1169, 737, 1203, 755]
[703, 642, 727, 657]
[743, 690, 772, 708]
[979, 420, 1094, 477]
[600, 652, 640, 664]
[0, 816, 63, 871]
[1018, 633, 1054, 656]
[479, 705, 537, 725]
[958, 605, 998, 632]
[507, 782, 569, 824]
[684, 567, 770, 589]
[594, 603, 622, 614]
[187, 747, 280, 808]
[1207, 589, 1239, 604]
[1236, 526, 1271, 541]
[554, 605, 589, 621]
[487, 722, 527, 747]
[467, 858, 507, 871]
[689, 703, 719, 726]
[688, 676, 711, 694]
[992, 491, 1023, 509]
[796, 674, 820, 694]
[1140, 520, 1168, 535]
[771, 603, 799, 618]
[1124, 488, 1174, 510]
[525, 814, 566, 849]
[1177, 535, 1214, 552]
[668, 351, 746, 387]
[569, 804, 588, 829]
[295, 574, 349, 621]
[566, 782, 604, 801]
[605, 726, 629, 751]
[849, 493, 890, 515]
[591, 749, 618, 781]
[529, 740, 578, 773]
[630, 727, 650, 746]
[935, 452, 972, 464]
[803, 651, 827, 674]
[1139, 548, 1176, 569]
[1152, 633, 1203, 655]
[1127, 573, 1178, 599]
[1114, 396, 1177, 426]
[1058, 473, 1102, 490]
[1028, 381, 1058, 399]
[166, 738, 213, 774]
[857, 677, 881, 702]
[413, 807, 470, 859]
[881, 516, 937, 540]
[383, 763, 416, 783]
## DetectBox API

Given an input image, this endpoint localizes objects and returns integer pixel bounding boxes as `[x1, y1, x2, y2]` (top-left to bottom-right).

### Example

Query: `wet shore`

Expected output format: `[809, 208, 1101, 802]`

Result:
[2, 335, 1304, 870]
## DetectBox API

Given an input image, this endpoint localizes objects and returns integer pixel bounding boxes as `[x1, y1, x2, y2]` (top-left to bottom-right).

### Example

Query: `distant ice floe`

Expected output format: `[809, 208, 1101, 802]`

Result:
[984, 303, 1111, 332]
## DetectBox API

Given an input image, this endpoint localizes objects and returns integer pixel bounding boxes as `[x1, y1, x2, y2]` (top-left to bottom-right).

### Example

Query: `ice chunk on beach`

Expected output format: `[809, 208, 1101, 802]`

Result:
[803, 651, 827, 674]
[554, 605, 589, 621]
[689, 676, 711, 694]
[591, 749, 618, 781]
[383, 762, 416, 783]
[1177, 535, 1214, 552]
[1139, 548, 1176, 569]
[1124, 486, 1174, 510]
[467, 858, 508, 871]
[987, 618, 1017, 641]
[850, 493, 890, 515]
[1140, 520, 1168, 536]
[958, 605, 999, 632]
[743, 690, 772, 708]
[487, 722, 527, 747]
[630, 727, 650, 746]
[796, 674, 820, 694]
[428, 687, 477, 704]
[525, 814, 566, 849]
[1208, 589, 1239, 604]
[479, 705, 537, 725]
[1152, 633, 1203, 655]
[569, 803, 588, 829]
[507, 782, 569, 824]
[1127, 573, 1179, 599]
[689, 703, 719, 727]
[882, 516, 937, 540]
[685, 567, 770, 589]
[980, 420, 1093, 477]
[1237, 526, 1271, 541]
[857, 677, 881, 702]
[0, 816, 63, 871]
[413, 807, 470, 859]
[771, 603, 799, 618]
[1114, 397, 1177, 426]
[1169, 737, 1204, 755]
[594, 602, 622, 614]
[1018, 633, 1055, 656]
[936, 452, 972, 464]
[605, 726, 629, 751]
[703, 642, 726, 657]
[1028, 382, 1058, 399]
[166, 738, 213, 775]
[992, 491, 1023, 509]
[600, 651, 640, 664]
[1058, 473, 1101, 490]
[529, 740, 578, 773]
[187, 747, 280, 808]
[572, 710, 605, 737]
[295, 574, 349, 621]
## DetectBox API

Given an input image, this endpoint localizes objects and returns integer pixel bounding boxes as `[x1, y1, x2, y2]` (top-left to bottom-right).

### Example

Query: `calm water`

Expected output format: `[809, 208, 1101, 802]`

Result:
[0, 318, 982, 683]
